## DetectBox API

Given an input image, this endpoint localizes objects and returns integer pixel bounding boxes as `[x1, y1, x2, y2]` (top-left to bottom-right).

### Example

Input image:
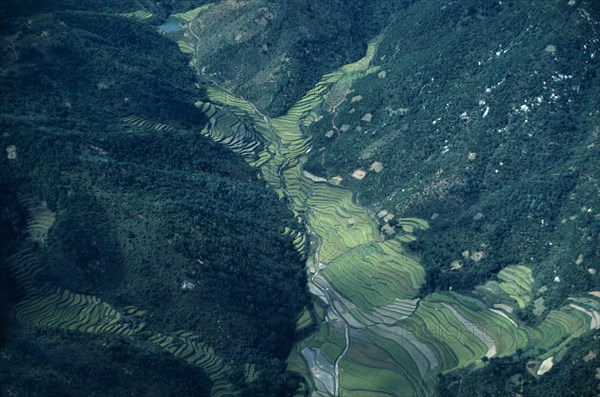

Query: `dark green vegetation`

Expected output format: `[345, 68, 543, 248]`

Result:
[0, 327, 211, 397]
[1, 2, 307, 396]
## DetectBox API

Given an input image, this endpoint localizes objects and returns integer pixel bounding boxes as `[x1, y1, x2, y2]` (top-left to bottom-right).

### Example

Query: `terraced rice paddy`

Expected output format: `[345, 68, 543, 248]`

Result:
[186, 34, 600, 396]
[322, 241, 424, 311]
[119, 10, 153, 20]
[20, 195, 56, 242]
[122, 115, 175, 132]
[171, 5, 211, 22]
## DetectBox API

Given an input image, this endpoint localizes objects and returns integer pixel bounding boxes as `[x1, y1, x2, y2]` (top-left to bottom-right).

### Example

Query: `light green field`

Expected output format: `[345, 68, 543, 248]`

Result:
[295, 307, 313, 332]
[498, 265, 534, 309]
[123, 115, 175, 132]
[177, 40, 195, 54]
[322, 241, 424, 311]
[172, 5, 211, 22]
[119, 10, 153, 20]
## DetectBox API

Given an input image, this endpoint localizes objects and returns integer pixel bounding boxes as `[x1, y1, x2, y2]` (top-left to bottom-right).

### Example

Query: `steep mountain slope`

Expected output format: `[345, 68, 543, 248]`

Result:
[0, 3, 307, 396]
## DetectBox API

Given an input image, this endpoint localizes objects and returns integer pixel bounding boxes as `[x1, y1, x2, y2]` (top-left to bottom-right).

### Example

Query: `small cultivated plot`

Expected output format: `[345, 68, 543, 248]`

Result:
[198, 103, 265, 162]
[377, 210, 389, 219]
[340, 39, 379, 75]
[176, 40, 195, 54]
[5, 248, 45, 296]
[369, 324, 440, 382]
[429, 292, 529, 358]
[6, 144, 17, 159]
[351, 169, 367, 180]
[16, 286, 147, 338]
[370, 161, 384, 172]
[295, 322, 339, 394]
[287, 318, 341, 393]
[361, 113, 373, 122]
[396, 218, 429, 234]
[119, 10, 153, 20]
[302, 347, 335, 395]
[205, 87, 271, 135]
[533, 297, 547, 316]
[243, 363, 258, 383]
[20, 196, 56, 243]
[122, 115, 175, 132]
[567, 296, 600, 329]
[171, 5, 211, 22]
[283, 164, 315, 213]
[537, 356, 554, 375]
[340, 124, 351, 132]
[319, 335, 345, 371]
[295, 307, 313, 332]
[485, 265, 534, 309]
[287, 344, 312, 386]
[370, 298, 419, 324]
[283, 227, 307, 256]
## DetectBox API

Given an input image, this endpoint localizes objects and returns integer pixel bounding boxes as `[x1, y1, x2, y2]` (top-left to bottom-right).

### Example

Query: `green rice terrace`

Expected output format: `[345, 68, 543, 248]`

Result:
[187, 32, 600, 396]
[3, 1, 599, 396]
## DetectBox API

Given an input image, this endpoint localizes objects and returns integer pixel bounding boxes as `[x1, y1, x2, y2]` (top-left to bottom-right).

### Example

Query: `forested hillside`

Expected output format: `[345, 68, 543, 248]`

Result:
[0, 2, 307, 396]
